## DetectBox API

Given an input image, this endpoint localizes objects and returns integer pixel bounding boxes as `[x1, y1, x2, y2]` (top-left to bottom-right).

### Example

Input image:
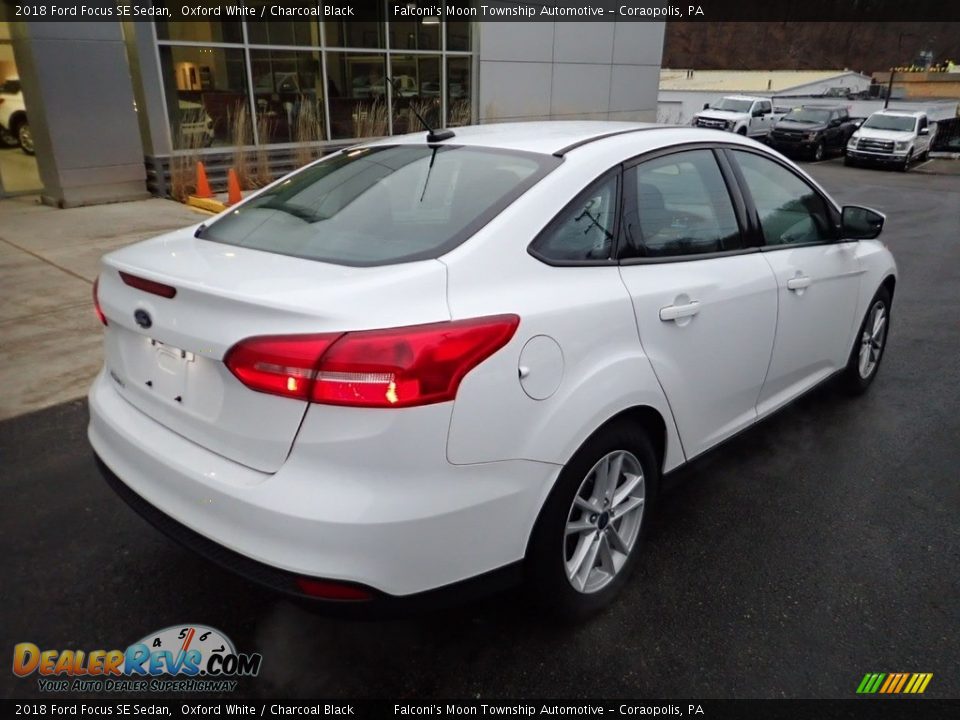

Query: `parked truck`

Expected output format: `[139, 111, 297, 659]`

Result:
[767, 105, 861, 161]
[690, 95, 783, 138]
[845, 110, 935, 171]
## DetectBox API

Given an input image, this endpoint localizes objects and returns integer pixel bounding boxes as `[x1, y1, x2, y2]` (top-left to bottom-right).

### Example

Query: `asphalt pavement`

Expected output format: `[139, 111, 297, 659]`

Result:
[1, 161, 958, 700]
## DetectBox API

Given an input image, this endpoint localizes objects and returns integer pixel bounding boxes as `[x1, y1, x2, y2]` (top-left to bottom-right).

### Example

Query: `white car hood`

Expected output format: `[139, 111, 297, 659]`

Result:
[856, 128, 915, 142]
[697, 109, 747, 121]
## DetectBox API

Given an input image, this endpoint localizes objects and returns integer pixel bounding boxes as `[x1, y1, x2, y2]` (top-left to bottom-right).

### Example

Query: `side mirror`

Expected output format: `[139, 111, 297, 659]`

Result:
[919, 127, 929, 135]
[703, 102, 710, 110]
[842, 206, 885, 240]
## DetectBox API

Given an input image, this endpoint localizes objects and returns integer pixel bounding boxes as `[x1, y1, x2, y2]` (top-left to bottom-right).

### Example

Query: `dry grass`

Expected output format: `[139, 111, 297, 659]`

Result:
[253, 112, 274, 188]
[448, 99, 472, 127]
[229, 102, 253, 189]
[168, 108, 209, 202]
[353, 98, 389, 138]
[403, 99, 440, 133]
[293, 96, 323, 168]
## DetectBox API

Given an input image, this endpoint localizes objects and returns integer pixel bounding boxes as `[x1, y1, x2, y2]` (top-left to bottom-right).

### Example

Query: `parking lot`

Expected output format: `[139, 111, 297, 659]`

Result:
[1, 160, 958, 700]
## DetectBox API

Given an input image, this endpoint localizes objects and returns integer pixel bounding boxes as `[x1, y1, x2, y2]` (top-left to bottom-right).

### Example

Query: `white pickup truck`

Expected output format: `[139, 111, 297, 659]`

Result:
[845, 110, 935, 172]
[0, 77, 32, 155]
[690, 95, 783, 138]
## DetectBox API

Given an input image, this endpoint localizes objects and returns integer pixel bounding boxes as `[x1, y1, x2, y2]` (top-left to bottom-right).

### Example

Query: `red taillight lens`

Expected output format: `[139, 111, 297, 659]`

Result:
[224, 315, 519, 408]
[295, 578, 373, 601]
[93, 276, 107, 326]
[224, 333, 342, 400]
[119, 271, 177, 299]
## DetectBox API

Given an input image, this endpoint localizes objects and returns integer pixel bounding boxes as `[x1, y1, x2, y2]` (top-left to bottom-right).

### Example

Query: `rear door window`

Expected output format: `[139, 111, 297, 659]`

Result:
[200, 145, 559, 266]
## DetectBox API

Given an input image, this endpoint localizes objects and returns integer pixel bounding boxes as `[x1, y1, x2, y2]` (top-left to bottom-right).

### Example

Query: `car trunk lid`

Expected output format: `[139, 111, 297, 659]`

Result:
[97, 229, 449, 473]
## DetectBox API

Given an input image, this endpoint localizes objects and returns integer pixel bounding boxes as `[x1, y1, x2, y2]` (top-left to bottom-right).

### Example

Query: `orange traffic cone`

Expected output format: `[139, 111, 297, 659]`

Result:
[194, 161, 213, 199]
[226, 168, 243, 207]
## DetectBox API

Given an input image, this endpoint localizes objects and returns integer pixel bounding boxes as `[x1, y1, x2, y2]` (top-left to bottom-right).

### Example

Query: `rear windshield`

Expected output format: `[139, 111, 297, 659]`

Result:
[200, 144, 560, 266]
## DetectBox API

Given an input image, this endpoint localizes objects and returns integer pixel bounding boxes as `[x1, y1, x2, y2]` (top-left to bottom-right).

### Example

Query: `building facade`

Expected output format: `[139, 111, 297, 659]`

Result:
[0, 6, 664, 206]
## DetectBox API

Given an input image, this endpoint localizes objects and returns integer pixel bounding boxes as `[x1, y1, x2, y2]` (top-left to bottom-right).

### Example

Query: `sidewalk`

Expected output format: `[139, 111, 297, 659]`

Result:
[0, 195, 210, 421]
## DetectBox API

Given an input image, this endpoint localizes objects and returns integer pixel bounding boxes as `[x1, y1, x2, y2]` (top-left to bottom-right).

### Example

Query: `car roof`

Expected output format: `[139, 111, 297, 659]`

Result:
[361, 121, 665, 155]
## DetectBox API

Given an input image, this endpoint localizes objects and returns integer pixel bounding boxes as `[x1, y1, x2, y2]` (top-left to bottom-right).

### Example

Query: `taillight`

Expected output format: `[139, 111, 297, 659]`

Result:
[224, 315, 519, 408]
[93, 276, 107, 326]
[224, 333, 342, 400]
[119, 271, 177, 299]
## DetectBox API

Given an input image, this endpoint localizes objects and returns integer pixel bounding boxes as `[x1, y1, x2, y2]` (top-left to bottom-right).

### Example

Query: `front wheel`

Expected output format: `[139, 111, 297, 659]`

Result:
[812, 141, 824, 161]
[526, 421, 659, 620]
[841, 286, 891, 395]
[17, 121, 35, 155]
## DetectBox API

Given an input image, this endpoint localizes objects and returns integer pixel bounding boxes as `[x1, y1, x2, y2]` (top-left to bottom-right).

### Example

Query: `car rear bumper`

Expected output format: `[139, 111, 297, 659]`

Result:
[88, 369, 558, 598]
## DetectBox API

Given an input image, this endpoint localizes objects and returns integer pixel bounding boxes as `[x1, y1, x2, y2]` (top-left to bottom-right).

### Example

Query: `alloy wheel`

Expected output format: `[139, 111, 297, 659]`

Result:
[858, 300, 887, 379]
[18, 124, 34, 154]
[563, 450, 645, 594]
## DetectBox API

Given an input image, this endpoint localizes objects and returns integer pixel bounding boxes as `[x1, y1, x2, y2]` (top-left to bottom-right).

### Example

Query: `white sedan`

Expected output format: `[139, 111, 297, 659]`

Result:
[89, 122, 896, 617]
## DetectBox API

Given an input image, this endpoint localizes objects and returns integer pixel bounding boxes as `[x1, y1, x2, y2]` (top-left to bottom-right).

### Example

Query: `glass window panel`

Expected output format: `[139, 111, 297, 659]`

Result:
[246, 6, 320, 46]
[731, 150, 836, 246]
[390, 18, 440, 51]
[532, 174, 619, 262]
[447, 56, 472, 127]
[325, 52, 387, 139]
[154, 2, 242, 43]
[390, 55, 441, 135]
[446, 18, 471, 51]
[159, 46, 249, 149]
[250, 50, 325, 145]
[625, 150, 743, 258]
[324, 13, 385, 48]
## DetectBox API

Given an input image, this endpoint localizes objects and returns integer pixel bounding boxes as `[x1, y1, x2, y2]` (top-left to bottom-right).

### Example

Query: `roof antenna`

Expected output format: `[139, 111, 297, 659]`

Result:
[386, 76, 455, 143]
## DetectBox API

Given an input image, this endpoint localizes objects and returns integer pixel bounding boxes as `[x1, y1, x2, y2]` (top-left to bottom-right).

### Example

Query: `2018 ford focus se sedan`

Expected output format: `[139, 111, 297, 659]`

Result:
[89, 122, 896, 617]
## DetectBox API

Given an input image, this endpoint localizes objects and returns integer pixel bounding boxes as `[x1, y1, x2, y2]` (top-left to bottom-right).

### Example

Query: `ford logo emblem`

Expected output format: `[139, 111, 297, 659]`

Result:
[134, 309, 152, 329]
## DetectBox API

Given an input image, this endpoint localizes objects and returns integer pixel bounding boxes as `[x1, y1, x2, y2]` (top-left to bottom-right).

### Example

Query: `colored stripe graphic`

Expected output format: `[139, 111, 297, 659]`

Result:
[857, 672, 933, 694]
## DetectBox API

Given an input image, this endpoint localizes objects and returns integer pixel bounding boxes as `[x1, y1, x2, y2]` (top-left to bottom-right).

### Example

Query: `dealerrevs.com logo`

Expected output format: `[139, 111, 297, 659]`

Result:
[12, 624, 262, 693]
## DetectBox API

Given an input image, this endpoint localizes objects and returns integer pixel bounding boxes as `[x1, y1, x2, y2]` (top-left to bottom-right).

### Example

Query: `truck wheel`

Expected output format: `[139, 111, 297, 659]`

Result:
[844, 156, 856, 167]
[813, 142, 824, 161]
[737, 127, 747, 136]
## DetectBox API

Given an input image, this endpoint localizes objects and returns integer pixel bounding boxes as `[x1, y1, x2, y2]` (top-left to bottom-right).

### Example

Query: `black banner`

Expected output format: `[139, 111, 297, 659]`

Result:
[3, 0, 960, 23]
[2, 700, 960, 719]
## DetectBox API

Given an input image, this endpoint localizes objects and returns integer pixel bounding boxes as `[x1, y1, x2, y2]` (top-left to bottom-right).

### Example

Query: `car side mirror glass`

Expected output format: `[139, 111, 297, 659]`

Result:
[703, 103, 710, 110]
[919, 127, 929, 135]
[842, 206, 885, 240]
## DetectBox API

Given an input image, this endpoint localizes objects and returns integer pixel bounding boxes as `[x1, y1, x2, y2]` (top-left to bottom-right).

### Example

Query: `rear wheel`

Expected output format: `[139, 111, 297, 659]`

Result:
[526, 421, 659, 620]
[841, 286, 891, 395]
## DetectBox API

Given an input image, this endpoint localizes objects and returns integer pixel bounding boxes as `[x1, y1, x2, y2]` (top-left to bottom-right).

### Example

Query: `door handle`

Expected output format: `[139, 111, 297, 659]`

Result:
[659, 300, 701, 322]
[787, 275, 812, 291]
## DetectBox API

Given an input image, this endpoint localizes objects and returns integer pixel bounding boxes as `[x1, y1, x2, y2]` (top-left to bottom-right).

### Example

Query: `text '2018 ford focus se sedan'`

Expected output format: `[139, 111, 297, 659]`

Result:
[89, 122, 896, 618]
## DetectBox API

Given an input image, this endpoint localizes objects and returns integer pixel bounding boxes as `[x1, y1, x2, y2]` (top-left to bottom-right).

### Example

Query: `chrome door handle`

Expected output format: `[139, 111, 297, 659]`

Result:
[659, 301, 701, 322]
[787, 275, 812, 291]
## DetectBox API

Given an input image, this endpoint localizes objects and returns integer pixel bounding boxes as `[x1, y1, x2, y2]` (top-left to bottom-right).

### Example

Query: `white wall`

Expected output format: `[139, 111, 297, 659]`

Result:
[477, 15, 664, 123]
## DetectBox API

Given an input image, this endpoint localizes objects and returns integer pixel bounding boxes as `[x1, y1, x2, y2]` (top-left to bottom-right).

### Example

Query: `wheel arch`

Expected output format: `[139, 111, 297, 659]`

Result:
[881, 274, 896, 302]
[8, 110, 27, 131]
[523, 403, 669, 562]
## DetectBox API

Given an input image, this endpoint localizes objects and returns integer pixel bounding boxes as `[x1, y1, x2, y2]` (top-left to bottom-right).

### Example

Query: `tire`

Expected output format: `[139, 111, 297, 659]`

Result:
[526, 420, 660, 620]
[812, 141, 824, 162]
[840, 285, 892, 396]
[844, 156, 855, 167]
[737, 127, 747, 136]
[16, 120, 35, 156]
[0, 127, 18, 148]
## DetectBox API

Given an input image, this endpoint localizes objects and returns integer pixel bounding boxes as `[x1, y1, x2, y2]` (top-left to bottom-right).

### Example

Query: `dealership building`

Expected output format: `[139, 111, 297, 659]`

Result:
[0, 7, 664, 205]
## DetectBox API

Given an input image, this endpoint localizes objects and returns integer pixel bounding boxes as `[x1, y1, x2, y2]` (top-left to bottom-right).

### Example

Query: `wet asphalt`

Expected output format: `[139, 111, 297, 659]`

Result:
[1, 160, 958, 700]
